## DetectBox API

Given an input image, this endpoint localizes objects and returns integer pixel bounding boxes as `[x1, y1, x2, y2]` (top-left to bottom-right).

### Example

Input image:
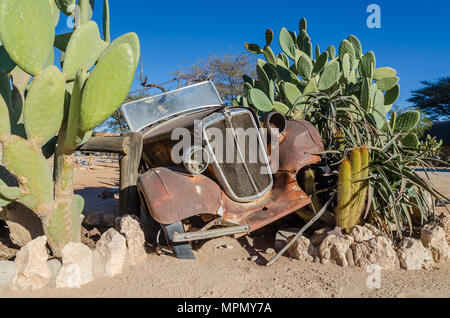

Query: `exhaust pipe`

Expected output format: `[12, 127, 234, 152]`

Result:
[264, 112, 287, 136]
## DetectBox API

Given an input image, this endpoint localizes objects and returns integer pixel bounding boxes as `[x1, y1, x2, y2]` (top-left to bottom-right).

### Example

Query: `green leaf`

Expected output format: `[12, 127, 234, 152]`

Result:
[2, 135, 53, 210]
[244, 43, 263, 54]
[282, 82, 302, 107]
[263, 46, 276, 66]
[279, 28, 296, 60]
[376, 76, 399, 91]
[312, 52, 328, 75]
[265, 29, 273, 47]
[373, 67, 397, 80]
[296, 54, 312, 80]
[318, 60, 340, 90]
[272, 101, 289, 115]
[347, 35, 362, 58]
[63, 21, 109, 81]
[327, 45, 336, 59]
[339, 40, 355, 69]
[402, 133, 420, 148]
[394, 111, 421, 133]
[23, 66, 66, 146]
[249, 88, 273, 112]
[358, 51, 376, 79]
[384, 84, 400, 105]
[80, 43, 137, 132]
[0, 0, 55, 76]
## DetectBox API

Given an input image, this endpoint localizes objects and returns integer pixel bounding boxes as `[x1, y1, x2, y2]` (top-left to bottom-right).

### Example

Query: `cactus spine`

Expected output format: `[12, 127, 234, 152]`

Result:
[0, 0, 140, 256]
[335, 147, 370, 232]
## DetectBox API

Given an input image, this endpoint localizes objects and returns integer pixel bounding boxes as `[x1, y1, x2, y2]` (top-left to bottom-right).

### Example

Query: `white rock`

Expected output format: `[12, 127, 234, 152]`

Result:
[397, 238, 434, 270]
[352, 236, 399, 270]
[94, 228, 127, 277]
[56, 243, 93, 289]
[319, 234, 353, 267]
[310, 227, 343, 246]
[287, 236, 315, 262]
[47, 258, 62, 287]
[349, 225, 374, 243]
[437, 214, 450, 245]
[11, 236, 51, 290]
[420, 223, 449, 263]
[0, 261, 15, 289]
[117, 215, 147, 265]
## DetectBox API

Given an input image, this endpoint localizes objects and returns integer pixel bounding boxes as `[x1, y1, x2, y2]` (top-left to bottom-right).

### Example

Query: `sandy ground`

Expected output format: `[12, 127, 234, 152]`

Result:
[1, 159, 449, 298]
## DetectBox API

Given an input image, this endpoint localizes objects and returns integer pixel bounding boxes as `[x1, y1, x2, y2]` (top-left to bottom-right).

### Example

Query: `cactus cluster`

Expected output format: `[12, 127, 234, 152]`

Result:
[0, 0, 139, 256]
[237, 17, 422, 136]
[335, 147, 370, 233]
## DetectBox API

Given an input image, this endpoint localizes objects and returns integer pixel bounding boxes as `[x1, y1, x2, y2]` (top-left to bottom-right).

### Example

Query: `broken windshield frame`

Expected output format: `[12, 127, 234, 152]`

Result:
[120, 81, 223, 132]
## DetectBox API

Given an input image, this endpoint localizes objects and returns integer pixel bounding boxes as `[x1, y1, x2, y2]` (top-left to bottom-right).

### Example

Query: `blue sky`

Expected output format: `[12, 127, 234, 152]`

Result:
[57, 0, 450, 109]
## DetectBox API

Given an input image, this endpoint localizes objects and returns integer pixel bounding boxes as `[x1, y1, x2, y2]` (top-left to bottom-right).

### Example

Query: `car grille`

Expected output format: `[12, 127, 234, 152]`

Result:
[202, 108, 273, 202]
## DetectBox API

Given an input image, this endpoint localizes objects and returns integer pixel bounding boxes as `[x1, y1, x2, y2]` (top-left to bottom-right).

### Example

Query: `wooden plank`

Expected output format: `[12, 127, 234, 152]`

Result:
[119, 132, 143, 216]
[78, 136, 129, 154]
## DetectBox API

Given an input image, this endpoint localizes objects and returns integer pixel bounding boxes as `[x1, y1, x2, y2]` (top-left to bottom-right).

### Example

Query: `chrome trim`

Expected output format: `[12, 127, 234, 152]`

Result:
[202, 107, 273, 203]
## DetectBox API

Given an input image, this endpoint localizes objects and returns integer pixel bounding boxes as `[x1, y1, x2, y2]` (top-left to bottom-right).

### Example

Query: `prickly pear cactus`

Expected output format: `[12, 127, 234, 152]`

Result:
[238, 17, 401, 129]
[0, 0, 140, 257]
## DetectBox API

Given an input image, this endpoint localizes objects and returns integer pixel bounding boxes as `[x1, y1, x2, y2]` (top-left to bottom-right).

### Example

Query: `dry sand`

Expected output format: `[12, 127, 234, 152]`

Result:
[1, 159, 449, 298]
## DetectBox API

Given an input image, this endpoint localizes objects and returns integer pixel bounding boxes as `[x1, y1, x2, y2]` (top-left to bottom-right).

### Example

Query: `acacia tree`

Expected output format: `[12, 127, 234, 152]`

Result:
[407, 77, 450, 121]
[172, 50, 255, 105]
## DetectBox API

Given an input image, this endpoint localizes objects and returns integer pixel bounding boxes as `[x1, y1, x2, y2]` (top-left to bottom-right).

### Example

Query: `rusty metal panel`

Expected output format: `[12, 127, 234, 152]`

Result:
[278, 119, 324, 172]
[221, 172, 311, 233]
[137, 167, 222, 224]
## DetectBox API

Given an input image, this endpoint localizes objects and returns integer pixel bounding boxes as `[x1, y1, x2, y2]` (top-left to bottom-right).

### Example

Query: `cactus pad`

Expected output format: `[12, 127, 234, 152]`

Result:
[79, 43, 137, 132]
[279, 28, 296, 60]
[394, 111, 421, 133]
[63, 21, 109, 81]
[0, 94, 10, 139]
[23, 66, 66, 146]
[358, 51, 376, 79]
[373, 67, 397, 80]
[101, 32, 141, 70]
[2, 135, 53, 210]
[0, 0, 55, 76]
[249, 88, 273, 112]
[318, 60, 340, 90]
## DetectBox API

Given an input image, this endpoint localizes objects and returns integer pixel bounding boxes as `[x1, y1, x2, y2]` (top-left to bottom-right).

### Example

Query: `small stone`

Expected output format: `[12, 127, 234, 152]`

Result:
[437, 214, 450, 245]
[94, 228, 127, 277]
[83, 213, 101, 227]
[265, 248, 276, 255]
[310, 227, 343, 246]
[319, 234, 352, 267]
[0, 260, 15, 288]
[420, 223, 449, 263]
[352, 236, 399, 270]
[11, 236, 51, 290]
[250, 256, 258, 262]
[117, 215, 147, 265]
[56, 243, 93, 289]
[397, 238, 434, 270]
[349, 225, 375, 243]
[287, 236, 315, 262]
[0, 242, 17, 260]
[47, 258, 62, 287]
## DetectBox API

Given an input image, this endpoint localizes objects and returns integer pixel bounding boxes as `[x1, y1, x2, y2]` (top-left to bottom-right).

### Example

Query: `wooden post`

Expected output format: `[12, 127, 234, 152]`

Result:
[77, 133, 143, 216]
[119, 132, 143, 216]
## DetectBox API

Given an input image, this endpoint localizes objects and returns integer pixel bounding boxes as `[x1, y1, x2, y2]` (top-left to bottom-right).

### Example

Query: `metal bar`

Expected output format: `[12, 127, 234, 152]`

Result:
[266, 193, 335, 266]
[172, 225, 250, 243]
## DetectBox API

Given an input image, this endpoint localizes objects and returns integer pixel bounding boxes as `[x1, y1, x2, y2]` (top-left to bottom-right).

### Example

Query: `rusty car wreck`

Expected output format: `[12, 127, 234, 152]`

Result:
[121, 81, 325, 259]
